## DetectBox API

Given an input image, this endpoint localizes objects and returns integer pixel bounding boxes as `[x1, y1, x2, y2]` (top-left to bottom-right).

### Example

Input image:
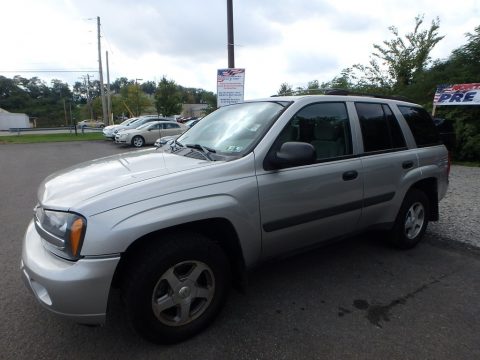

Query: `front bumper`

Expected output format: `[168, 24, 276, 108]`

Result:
[114, 136, 128, 144]
[103, 130, 115, 139]
[21, 220, 120, 325]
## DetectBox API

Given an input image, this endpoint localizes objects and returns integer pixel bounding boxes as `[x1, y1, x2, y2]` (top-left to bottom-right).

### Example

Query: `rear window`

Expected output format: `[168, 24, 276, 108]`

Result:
[398, 106, 441, 147]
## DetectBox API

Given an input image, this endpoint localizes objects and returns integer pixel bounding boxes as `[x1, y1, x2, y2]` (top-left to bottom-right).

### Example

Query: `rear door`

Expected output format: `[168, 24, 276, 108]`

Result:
[353, 102, 418, 229]
[163, 122, 183, 136]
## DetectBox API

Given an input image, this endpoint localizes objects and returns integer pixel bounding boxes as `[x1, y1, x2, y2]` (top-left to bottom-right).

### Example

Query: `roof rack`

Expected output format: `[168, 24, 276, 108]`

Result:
[324, 88, 413, 102]
[271, 89, 413, 103]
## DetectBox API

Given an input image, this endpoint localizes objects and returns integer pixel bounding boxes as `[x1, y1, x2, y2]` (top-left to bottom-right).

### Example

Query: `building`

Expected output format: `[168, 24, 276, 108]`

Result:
[0, 108, 31, 131]
[181, 104, 208, 118]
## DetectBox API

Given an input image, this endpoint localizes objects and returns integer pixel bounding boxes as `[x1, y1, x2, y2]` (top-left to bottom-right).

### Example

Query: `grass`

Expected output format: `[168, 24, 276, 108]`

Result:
[0, 132, 104, 144]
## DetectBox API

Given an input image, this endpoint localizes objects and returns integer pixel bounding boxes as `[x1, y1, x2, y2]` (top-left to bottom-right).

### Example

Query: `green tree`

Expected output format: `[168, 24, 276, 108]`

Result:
[111, 77, 133, 94]
[140, 80, 157, 96]
[0, 76, 30, 110]
[154, 77, 182, 117]
[355, 15, 444, 90]
[120, 84, 152, 116]
[199, 90, 217, 115]
[277, 82, 293, 96]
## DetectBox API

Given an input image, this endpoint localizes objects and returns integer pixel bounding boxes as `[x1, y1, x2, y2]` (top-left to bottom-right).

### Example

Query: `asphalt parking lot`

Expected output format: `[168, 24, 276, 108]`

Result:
[1, 141, 479, 359]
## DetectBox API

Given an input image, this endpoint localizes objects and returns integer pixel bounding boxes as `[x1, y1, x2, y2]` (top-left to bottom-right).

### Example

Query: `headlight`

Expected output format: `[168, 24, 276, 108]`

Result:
[34, 206, 86, 260]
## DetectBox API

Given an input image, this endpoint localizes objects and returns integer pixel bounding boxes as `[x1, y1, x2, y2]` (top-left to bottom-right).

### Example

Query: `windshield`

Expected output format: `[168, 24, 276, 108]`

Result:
[177, 101, 288, 156]
[121, 118, 137, 126]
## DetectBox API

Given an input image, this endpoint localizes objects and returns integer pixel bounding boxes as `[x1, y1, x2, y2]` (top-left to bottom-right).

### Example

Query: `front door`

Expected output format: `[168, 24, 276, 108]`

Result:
[256, 102, 364, 259]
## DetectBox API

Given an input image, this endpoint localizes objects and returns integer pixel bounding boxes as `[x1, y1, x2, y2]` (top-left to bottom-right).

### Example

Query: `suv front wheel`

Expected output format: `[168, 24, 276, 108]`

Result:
[389, 189, 430, 249]
[122, 232, 231, 344]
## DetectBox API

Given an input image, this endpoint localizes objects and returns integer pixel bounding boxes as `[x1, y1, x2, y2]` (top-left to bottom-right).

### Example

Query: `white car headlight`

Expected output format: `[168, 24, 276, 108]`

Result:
[34, 206, 86, 260]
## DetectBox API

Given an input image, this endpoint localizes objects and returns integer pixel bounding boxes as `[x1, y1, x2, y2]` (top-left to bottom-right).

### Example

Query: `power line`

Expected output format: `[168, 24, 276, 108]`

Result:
[0, 70, 98, 73]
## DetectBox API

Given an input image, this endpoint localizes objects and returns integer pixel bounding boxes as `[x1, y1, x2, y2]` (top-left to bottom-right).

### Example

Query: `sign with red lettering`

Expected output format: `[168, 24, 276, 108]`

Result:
[433, 83, 480, 106]
[217, 68, 245, 107]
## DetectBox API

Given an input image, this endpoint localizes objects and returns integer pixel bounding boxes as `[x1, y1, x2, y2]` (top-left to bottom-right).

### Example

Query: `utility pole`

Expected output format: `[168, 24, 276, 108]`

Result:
[106, 51, 112, 125]
[86, 74, 94, 120]
[97, 16, 108, 124]
[63, 99, 68, 126]
[135, 78, 143, 116]
[227, 0, 235, 68]
[81, 74, 94, 120]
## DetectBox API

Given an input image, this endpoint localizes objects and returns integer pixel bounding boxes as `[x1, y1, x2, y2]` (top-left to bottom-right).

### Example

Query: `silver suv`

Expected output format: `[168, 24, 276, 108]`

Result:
[21, 95, 449, 343]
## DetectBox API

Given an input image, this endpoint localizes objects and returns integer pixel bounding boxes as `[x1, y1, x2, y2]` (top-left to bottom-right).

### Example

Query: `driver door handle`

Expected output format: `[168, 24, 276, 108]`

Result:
[342, 170, 358, 181]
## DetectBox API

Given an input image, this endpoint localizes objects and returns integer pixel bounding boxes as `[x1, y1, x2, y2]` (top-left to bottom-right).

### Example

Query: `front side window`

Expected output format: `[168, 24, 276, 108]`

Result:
[275, 102, 353, 161]
[355, 102, 406, 152]
[177, 101, 289, 156]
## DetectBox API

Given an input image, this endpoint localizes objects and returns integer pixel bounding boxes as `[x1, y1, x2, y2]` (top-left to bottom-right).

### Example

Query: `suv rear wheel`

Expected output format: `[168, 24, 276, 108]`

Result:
[122, 232, 230, 344]
[389, 189, 430, 249]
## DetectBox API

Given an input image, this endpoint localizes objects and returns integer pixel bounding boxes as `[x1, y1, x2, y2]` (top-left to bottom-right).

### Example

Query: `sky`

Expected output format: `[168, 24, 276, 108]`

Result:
[0, 0, 479, 100]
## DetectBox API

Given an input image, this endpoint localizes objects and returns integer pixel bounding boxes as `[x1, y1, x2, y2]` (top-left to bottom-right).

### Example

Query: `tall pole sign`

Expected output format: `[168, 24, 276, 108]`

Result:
[227, 0, 234, 68]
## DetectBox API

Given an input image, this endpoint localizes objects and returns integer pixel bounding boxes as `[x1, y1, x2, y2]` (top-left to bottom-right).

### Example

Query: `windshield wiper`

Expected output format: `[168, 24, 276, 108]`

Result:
[186, 143, 216, 160]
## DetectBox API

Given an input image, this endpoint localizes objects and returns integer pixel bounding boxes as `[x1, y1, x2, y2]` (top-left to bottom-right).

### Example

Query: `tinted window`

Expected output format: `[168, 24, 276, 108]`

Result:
[398, 106, 441, 147]
[355, 102, 406, 152]
[276, 102, 353, 161]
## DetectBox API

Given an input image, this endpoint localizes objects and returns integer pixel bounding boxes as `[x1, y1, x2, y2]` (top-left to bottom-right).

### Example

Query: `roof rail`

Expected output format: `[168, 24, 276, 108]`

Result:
[324, 88, 413, 102]
[271, 88, 414, 102]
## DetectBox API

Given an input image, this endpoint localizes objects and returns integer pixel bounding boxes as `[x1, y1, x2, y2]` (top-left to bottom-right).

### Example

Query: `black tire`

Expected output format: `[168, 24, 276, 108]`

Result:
[131, 135, 145, 148]
[122, 232, 230, 344]
[388, 189, 430, 249]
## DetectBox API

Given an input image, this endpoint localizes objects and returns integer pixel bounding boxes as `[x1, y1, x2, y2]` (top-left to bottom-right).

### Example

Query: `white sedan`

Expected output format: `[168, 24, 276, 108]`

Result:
[115, 121, 188, 147]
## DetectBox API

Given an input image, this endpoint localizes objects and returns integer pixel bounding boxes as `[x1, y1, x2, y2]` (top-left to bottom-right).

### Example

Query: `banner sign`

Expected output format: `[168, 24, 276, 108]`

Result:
[217, 68, 245, 107]
[433, 83, 480, 106]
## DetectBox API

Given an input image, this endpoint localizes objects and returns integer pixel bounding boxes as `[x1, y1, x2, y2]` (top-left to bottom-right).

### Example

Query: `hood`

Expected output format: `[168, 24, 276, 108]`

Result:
[38, 149, 214, 211]
[104, 124, 122, 130]
[119, 128, 141, 136]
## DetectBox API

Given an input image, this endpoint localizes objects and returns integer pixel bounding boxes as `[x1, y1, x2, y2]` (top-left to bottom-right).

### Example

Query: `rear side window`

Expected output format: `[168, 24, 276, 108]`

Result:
[165, 123, 180, 129]
[398, 106, 441, 147]
[355, 102, 406, 152]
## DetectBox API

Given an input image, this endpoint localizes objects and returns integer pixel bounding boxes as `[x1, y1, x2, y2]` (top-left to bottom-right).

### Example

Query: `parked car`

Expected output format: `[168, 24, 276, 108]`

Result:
[177, 116, 198, 124]
[103, 116, 163, 139]
[21, 94, 449, 344]
[184, 118, 201, 128]
[102, 117, 138, 139]
[154, 134, 180, 148]
[433, 117, 456, 151]
[77, 120, 105, 129]
[115, 121, 188, 147]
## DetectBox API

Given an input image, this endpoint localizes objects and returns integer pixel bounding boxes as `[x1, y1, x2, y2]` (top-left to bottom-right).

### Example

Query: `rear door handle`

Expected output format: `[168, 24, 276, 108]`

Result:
[402, 160, 414, 169]
[342, 170, 358, 181]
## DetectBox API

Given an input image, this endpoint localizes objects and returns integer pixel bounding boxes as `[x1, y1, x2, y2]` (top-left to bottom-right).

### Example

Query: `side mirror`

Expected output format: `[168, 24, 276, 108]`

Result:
[265, 142, 316, 170]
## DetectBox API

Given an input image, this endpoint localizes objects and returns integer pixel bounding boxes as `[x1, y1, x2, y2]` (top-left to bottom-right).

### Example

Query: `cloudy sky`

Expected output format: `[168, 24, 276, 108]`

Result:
[1, 0, 479, 99]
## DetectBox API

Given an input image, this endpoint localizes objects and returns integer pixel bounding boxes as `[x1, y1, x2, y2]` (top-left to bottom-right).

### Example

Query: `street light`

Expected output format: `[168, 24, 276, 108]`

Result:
[135, 78, 143, 116]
